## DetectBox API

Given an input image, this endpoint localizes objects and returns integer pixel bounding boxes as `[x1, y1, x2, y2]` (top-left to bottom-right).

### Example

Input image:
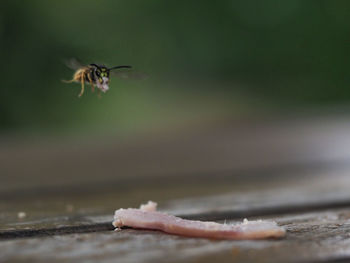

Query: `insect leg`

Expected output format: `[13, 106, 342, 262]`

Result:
[78, 72, 85, 97]
[87, 73, 95, 93]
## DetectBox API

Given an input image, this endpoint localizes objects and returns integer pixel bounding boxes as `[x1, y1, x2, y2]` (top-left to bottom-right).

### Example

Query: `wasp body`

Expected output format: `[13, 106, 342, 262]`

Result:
[64, 59, 132, 97]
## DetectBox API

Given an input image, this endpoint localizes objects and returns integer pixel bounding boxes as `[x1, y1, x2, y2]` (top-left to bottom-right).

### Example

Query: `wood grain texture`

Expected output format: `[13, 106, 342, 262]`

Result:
[2, 209, 350, 263]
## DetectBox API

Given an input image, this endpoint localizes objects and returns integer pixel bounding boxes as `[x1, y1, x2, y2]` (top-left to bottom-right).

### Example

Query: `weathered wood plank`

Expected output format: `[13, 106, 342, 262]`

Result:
[3, 116, 350, 261]
[2, 209, 350, 263]
[164, 171, 350, 217]
[2, 169, 350, 244]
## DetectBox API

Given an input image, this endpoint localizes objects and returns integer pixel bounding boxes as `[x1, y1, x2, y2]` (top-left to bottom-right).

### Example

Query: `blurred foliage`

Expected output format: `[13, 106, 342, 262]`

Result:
[1, 0, 350, 133]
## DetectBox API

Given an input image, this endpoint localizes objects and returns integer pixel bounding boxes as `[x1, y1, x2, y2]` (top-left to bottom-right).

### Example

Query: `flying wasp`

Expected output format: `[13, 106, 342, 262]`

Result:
[63, 58, 144, 97]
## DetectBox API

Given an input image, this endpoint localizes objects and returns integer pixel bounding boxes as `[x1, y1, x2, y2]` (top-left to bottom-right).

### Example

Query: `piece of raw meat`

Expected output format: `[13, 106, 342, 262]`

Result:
[113, 201, 286, 239]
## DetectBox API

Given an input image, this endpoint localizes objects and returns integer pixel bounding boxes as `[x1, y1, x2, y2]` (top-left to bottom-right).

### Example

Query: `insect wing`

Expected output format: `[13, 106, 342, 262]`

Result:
[64, 58, 86, 70]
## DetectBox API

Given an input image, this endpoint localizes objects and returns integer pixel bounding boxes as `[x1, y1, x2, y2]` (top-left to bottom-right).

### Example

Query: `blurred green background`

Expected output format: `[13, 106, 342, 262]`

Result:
[1, 0, 350, 136]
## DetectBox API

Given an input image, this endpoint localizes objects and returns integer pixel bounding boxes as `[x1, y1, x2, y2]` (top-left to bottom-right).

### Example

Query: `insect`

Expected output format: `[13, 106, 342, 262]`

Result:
[63, 58, 143, 97]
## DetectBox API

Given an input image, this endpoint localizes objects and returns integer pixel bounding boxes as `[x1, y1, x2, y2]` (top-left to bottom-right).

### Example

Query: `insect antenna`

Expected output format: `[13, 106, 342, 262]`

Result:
[108, 65, 132, 70]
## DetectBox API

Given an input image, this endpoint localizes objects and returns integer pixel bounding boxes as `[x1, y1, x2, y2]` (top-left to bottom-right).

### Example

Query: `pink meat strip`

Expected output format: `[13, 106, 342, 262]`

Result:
[113, 201, 286, 239]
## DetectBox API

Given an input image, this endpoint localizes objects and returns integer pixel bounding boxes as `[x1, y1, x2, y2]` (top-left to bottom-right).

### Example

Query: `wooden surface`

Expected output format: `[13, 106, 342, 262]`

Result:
[2, 115, 350, 262]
